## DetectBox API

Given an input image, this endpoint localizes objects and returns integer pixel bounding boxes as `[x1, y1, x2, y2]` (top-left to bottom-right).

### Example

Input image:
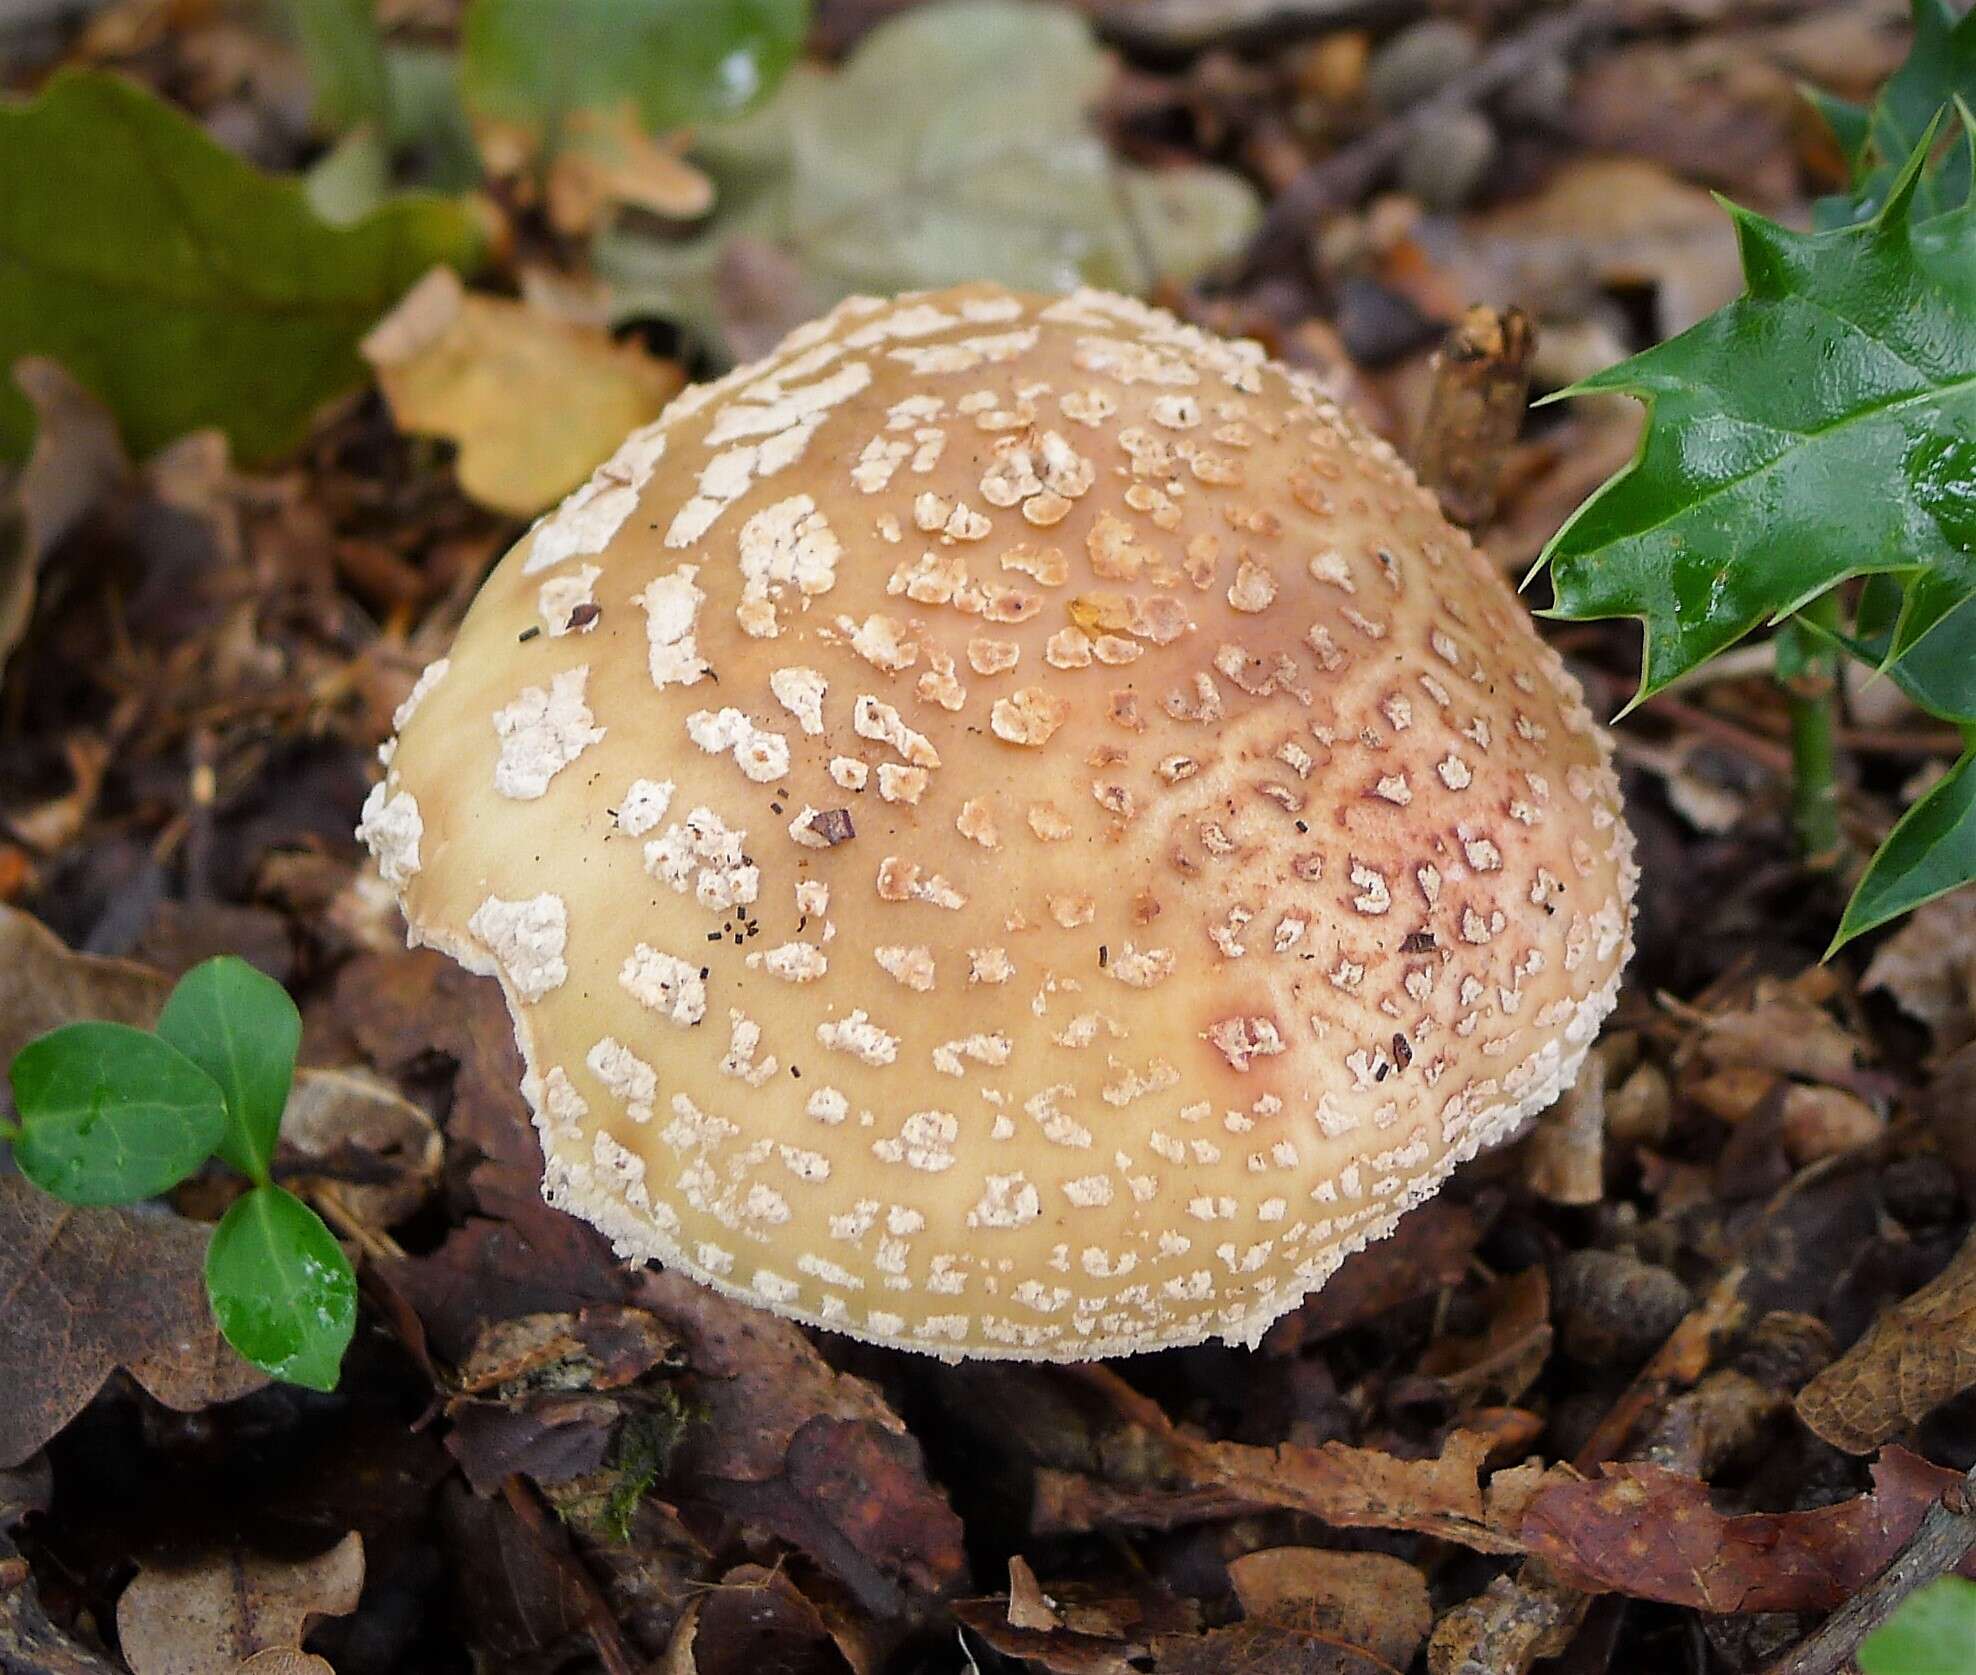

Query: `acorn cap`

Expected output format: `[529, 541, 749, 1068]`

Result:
[360, 283, 1636, 1361]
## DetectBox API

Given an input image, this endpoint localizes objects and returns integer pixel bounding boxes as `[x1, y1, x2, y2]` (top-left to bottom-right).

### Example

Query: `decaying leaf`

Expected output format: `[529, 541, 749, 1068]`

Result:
[1030, 1368, 1527, 1552]
[1520, 1447, 1976, 1611]
[597, 0, 1260, 361]
[362, 268, 685, 516]
[1798, 1224, 1976, 1454]
[658, 1565, 854, 1675]
[0, 1177, 270, 1465]
[115, 1533, 363, 1675]
[1426, 1562, 1588, 1675]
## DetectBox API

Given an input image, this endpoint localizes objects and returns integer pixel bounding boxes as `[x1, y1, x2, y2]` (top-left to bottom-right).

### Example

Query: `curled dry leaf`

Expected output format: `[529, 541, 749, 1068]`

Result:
[0, 1177, 270, 1467]
[2, 358, 128, 674]
[1031, 1367, 1529, 1553]
[1864, 888, 1976, 1053]
[1797, 1225, 1976, 1455]
[1228, 1548, 1432, 1672]
[361, 268, 685, 517]
[1412, 1267, 1554, 1409]
[1520, 1447, 1976, 1611]
[1691, 974, 1867, 1087]
[115, 1532, 363, 1675]
[541, 106, 715, 236]
[280, 1065, 441, 1227]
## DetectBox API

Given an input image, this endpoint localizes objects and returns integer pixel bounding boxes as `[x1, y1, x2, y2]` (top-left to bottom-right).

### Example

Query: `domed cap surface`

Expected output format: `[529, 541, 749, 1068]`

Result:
[360, 283, 1635, 1360]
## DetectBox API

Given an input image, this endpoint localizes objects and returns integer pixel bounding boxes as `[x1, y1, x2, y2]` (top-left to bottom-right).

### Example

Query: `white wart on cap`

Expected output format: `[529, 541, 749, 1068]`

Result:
[360, 283, 1636, 1361]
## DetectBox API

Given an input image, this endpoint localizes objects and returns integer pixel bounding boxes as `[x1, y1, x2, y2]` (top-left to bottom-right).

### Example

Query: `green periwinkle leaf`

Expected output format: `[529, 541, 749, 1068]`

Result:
[7, 1023, 226, 1205]
[1859, 1576, 1976, 1675]
[155, 958, 302, 1186]
[204, 1184, 356, 1392]
[461, 0, 808, 135]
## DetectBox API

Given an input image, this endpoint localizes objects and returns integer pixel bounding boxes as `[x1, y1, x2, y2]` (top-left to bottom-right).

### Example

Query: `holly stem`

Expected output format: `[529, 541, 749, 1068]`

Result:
[1781, 594, 1844, 869]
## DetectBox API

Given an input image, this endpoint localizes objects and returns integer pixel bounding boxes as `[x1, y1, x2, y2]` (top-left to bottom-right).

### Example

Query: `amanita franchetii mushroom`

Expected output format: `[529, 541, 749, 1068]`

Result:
[360, 283, 1636, 1360]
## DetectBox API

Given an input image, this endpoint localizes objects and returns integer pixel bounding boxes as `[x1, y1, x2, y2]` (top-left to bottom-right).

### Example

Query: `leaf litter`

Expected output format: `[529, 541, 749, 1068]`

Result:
[2, 2, 1975, 1672]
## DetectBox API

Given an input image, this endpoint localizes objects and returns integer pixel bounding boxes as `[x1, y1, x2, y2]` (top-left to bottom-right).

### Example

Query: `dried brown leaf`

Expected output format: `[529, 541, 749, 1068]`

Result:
[1520, 1448, 1976, 1611]
[0, 904, 170, 1072]
[1798, 1226, 1976, 1455]
[115, 1533, 363, 1675]
[0, 1177, 268, 1466]
[1228, 1548, 1431, 1671]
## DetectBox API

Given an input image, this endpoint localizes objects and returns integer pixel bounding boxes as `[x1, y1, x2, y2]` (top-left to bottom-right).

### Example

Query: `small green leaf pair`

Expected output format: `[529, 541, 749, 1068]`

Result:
[4, 959, 356, 1392]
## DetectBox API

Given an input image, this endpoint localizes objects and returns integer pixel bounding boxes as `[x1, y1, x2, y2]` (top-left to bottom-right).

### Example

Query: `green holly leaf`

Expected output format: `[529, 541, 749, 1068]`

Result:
[1832, 745, 1976, 950]
[1814, 0, 1976, 229]
[7, 1023, 226, 1205]
[204, 1184, 357, 1392]
[0, 69, 484, 463]
[1538, 124, 1976, 709]
[1809, 574, 1976, 722]
[1859, 1576, 1976, 1675]
[461, 0, 808, 136]
[155, 958, 302, 1186]
[597, 0, 1260, 363]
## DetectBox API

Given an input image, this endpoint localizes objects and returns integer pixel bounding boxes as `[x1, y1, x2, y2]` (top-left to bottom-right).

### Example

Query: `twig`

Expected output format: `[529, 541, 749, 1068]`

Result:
[500, 1476, 640, 1675]
[1413, 305, 1537, 527]
[1760, 1462, 1976, 1675]
[1095, 0, 1411, 56]
[1780, 601, 1845, 868]
[1231, 3, 1622, 282]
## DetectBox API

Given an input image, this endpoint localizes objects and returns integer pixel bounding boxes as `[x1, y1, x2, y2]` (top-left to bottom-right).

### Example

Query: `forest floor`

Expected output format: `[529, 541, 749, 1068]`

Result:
[4, 2, 1976, 1673]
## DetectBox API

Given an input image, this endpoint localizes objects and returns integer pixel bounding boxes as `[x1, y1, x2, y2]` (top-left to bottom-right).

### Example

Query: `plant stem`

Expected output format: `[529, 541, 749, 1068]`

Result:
[1782, 596, 1844, 868]
[0, 1116, 18, 1143]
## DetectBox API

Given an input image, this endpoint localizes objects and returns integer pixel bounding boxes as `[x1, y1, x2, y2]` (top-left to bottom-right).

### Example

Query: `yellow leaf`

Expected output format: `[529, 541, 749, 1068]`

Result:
[362, 269, 683, 516]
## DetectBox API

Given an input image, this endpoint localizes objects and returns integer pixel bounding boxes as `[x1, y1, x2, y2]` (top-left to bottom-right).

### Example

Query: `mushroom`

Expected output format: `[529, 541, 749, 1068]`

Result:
[360, 283, 1636, 1360]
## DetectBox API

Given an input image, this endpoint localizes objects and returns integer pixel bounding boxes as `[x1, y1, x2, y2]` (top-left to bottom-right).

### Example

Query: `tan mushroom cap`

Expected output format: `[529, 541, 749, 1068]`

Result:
[360, 283, 1636, 1361]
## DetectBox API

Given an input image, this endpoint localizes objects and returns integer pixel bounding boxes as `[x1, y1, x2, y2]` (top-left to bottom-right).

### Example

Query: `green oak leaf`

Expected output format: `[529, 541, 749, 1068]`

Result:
[1814, 0, 1976, 229]
[205, 1184, 357, 1392]
[597, 0, 1260, 363]
[0, 69, 484, 463]
[1537, 126, 1976, 709]
[461, 0, 807, 136]
[7, 1023, 226, 1205]
[1859, 1576, 1976, 1675]
[155, 958, 302, 1185]
[1832, 745, 1976, 950]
